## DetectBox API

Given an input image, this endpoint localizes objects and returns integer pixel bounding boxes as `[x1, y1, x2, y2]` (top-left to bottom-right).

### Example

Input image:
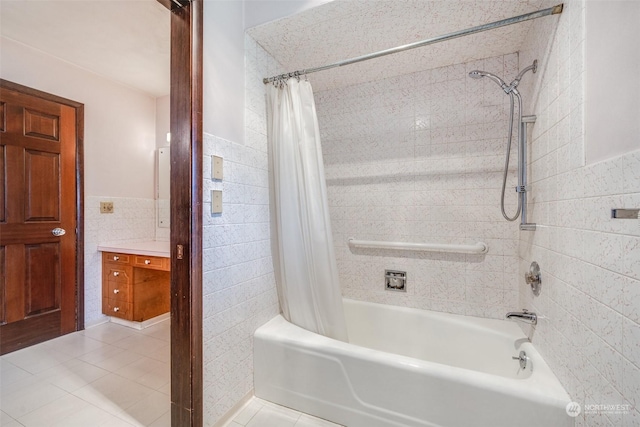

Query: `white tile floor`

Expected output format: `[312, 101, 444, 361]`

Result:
[0, 321, 171, 427]
[1, 321, 341, 427]
[228, 398, 343, 427]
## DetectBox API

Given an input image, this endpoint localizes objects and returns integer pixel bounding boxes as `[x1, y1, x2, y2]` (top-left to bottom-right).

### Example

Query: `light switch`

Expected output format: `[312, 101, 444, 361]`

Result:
[212, 156, 223, 180]
[212, 190, 222, 214]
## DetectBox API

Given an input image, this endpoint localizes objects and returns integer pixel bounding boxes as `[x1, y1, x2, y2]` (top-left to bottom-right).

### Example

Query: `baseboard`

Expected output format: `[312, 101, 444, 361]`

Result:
[109, 312, 170, 330]
[214, 390, 254, 427]
[84, 316, 110, 329]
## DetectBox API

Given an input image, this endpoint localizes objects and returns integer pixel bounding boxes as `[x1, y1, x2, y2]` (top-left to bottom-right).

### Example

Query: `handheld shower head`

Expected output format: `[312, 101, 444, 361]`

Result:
[468, 70, 509, 92]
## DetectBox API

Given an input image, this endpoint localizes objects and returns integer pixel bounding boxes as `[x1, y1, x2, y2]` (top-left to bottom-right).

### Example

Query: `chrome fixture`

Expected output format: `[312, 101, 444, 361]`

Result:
[525, 261, 542, 296]
[512, 350, 529, 370]
[469, 60, 538, 231]
[468, 70, 509, 92]
[385, 270, 406, 292]
[263, 5, 563, 84]
[506, 309, 537, 325]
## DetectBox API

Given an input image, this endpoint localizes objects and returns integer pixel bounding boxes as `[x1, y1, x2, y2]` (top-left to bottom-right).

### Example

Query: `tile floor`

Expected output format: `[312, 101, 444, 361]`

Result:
[1, 320, 171, 427]
[228, 397, 343, 427]
[1, 321, 341, 427]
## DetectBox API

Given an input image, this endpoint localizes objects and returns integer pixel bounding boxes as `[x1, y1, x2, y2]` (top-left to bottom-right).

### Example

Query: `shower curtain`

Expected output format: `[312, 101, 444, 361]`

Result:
[266, 78, 348, 342]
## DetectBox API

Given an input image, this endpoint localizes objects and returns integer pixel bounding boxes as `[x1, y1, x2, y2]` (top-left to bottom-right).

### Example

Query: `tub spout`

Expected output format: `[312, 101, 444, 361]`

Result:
[506, 309, 537, 325]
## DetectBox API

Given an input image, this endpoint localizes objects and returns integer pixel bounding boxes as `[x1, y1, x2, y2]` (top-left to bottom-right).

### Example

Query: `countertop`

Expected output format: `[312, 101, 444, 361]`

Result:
[97, 240, 170, 258]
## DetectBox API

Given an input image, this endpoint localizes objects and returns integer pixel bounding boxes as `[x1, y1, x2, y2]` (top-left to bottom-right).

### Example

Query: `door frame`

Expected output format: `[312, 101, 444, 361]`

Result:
[156, 1, 203, 426]
[0, 78, 85, 332]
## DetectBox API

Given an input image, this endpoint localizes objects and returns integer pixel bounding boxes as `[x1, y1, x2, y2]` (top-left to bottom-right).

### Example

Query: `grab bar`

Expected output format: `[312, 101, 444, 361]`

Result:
[348, 238, 488, 254]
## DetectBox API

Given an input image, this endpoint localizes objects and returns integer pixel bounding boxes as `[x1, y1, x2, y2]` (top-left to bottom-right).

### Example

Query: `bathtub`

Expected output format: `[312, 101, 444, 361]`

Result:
[254, 298, 573, 427]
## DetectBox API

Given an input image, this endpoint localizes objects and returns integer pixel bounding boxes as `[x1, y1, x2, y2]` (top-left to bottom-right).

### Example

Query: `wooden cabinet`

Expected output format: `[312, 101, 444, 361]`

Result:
[101, 251, 170, 322]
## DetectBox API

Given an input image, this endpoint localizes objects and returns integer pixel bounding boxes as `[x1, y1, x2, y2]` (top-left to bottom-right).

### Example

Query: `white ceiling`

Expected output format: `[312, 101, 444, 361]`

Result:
[248, 0, 548, 91]
[0, 0, 170, 98]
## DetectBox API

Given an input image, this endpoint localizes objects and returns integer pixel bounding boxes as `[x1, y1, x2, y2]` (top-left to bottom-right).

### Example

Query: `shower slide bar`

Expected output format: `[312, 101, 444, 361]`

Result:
[263, 4, 563, 84]
[348, 238, 488, 255]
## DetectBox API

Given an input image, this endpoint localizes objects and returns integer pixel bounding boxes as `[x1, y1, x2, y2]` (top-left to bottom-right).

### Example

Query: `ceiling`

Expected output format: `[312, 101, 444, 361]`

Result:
[0, 0, 170, 98]
[248, 0, 547, 91]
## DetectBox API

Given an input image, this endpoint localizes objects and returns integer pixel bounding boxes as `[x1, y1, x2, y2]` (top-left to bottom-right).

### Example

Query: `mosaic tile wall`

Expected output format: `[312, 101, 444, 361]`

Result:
[518, 0, 640, 425]
[314, 53, 524, 319]
[201, 35, 282, 426]
[84, 196, 156, 326]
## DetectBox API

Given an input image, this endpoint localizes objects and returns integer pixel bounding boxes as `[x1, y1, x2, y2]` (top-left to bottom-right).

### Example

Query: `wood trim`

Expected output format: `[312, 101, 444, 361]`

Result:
[0, 79, 85, 332]
[167, 0, 203, 426]
[75, 105, 85, 330]
[157, 0, 191, 11]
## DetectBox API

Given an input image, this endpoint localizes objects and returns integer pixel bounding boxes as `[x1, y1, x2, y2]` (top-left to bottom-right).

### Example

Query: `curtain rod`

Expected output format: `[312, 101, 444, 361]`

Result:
[263, 4, 563, 84]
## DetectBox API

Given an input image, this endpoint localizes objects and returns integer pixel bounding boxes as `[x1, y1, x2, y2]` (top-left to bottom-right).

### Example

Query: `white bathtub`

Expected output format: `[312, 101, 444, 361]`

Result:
[254, 299, 573, 427]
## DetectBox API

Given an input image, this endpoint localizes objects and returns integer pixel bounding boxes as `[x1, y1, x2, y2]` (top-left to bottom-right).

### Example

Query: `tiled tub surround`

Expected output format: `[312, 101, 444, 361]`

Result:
[201, 36, 282, 426]
[518, 0, 640, 425]
[315, 53, 524, 320]
[85, 196, 156, 326]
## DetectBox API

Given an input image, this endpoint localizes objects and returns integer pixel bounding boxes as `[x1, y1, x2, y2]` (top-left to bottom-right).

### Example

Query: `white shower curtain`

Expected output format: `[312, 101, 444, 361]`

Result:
[266, 78, 348, 342]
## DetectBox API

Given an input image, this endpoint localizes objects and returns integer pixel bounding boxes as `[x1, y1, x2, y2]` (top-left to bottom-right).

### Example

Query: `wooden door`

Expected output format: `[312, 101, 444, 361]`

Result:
[0, 83, 79, 355]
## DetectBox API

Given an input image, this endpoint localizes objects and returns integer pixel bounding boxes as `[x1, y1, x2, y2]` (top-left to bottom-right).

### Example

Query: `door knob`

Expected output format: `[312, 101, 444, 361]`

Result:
[52, 227, 66, 236]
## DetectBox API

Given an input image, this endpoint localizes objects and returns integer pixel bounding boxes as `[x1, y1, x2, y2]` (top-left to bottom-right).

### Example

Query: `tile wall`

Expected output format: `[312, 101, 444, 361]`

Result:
[314, 53, 523, 319]
[84, 196, 156, 326]
[201, 35, 282, 426]
[518, 0, 640, 425]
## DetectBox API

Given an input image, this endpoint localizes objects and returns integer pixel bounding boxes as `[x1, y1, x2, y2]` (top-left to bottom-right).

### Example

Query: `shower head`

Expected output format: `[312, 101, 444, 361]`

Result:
[468, 70, 486, 79]
[468, 70, 509, 92]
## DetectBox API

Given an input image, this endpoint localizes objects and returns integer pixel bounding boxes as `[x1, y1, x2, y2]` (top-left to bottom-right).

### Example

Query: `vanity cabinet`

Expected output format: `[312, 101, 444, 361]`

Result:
[101, 251, 170, 322]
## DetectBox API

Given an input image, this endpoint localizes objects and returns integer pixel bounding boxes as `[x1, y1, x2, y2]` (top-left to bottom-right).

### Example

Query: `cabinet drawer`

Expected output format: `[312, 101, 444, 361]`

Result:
[103, 252, 131, 265]
[103, 265, 132, 284]
[133, 255, 169, 271]
[107, 281, 131, 303]
[104, 299, 132, 320]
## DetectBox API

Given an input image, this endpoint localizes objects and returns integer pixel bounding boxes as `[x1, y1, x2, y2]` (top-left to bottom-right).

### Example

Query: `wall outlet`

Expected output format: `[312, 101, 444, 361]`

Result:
[100, 201, 114, 214]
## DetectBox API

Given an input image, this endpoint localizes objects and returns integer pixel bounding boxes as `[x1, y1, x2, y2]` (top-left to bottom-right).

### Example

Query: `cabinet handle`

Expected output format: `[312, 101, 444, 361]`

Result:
[144, 259, 151, 265]
[113, 271, 120, 277]
[113, 307, 120, 312]
[113, 255, 120, 261]
[113, 289, 120, 294]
